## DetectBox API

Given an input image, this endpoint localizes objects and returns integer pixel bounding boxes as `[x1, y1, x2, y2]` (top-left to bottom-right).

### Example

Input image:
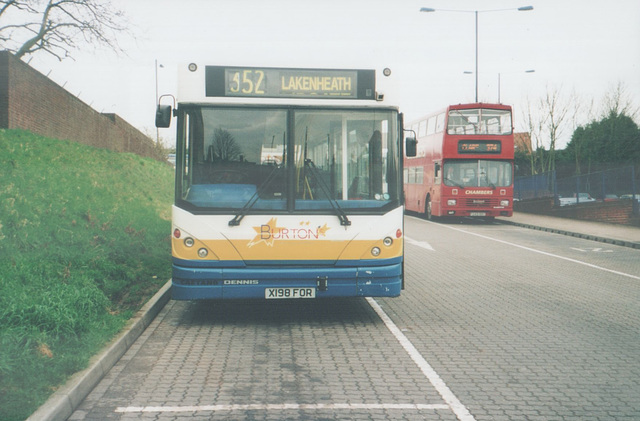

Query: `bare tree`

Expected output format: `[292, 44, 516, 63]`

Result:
[0, 0, 129, 61]
[539, 85, 578, 174]
[522, 83, 639, 177]
[521, 86, 582, 175]
[522, 96, 547, 175]
[600, 81, 639, 120]
[210, 128, 243, 162]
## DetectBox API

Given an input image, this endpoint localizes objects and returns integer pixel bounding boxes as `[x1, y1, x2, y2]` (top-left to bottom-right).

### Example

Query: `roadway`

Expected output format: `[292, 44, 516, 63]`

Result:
[35, 213, 640, 421]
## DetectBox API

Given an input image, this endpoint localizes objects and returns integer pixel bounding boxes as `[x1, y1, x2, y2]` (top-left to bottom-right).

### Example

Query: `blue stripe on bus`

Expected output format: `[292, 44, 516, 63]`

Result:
[171, 261, 402, 300]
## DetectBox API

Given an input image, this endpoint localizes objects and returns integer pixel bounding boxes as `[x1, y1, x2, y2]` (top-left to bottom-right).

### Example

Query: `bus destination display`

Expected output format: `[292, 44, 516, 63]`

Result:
[458, 140, 501, 154]
[205, 66, 375, 100]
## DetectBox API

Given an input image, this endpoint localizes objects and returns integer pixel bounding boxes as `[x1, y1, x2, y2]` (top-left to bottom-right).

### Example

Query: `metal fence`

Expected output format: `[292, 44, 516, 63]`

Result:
[514, 172, 556, 201]
[515, 166, 639, 214]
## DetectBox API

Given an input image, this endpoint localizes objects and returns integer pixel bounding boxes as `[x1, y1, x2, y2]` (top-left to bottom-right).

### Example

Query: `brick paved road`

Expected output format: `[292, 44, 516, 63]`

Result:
[71, 216, 640, 420]
[71, 297, 460, 420]
[392, 216, 640, 421]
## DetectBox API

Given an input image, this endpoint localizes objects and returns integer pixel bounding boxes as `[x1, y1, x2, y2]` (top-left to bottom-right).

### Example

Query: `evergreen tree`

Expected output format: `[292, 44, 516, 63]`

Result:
[566, 112, 640, 173]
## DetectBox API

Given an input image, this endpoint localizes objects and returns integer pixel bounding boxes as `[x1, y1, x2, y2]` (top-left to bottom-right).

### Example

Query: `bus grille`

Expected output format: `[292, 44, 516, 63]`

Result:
[464, 198, 500, 207]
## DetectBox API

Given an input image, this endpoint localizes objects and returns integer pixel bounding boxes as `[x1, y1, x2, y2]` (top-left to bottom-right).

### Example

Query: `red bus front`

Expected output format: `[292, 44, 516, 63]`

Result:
[405, 103, 514, 219]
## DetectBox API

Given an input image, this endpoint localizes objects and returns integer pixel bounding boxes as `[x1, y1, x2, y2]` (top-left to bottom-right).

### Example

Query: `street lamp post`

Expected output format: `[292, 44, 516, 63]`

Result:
[474, 10, 478, 103]
[420, 6, 533, 103]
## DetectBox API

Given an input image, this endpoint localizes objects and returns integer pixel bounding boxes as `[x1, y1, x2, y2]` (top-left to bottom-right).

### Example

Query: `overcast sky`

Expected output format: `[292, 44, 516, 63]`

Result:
[24, 0, 640, 149]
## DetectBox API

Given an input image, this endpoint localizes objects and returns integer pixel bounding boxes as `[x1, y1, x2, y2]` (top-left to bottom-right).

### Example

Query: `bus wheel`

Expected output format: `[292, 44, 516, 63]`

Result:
[425, 197, 432, 220]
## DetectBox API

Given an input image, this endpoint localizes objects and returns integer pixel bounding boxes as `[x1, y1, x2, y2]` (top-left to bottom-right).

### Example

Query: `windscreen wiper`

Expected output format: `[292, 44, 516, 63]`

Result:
[228, 164, 281, 226]
[305, 159, 351, 226]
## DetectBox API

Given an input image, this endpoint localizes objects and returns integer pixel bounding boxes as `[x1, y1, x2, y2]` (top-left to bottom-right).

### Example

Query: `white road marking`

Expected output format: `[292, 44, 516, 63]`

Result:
[570, 247, 613, 253]
[116, 403, 450, 413]
[429, 221, 640, 281]
[405, 236, 435, 251]
[366, 297, 476, 421]
[115, 295, 464, 418]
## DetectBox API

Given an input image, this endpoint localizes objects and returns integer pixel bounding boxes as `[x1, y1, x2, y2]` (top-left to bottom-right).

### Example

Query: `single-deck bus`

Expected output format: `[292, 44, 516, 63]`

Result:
[404, 103, 514, 219]
[156, 64, 415, 300]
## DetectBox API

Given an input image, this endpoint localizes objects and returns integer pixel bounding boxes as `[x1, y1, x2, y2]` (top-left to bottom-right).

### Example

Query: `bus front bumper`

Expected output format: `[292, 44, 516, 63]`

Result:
[171, 260, 402, 300]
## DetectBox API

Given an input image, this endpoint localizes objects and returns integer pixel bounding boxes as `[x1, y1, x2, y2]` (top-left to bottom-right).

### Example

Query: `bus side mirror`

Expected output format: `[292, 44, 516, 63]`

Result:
[155, 104, 173, 128]
[405, 136, 417, 157]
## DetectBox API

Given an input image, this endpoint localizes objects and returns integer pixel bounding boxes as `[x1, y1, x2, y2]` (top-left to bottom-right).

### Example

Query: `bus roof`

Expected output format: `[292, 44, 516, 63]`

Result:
[448, 102, 512, 111]
[408, 102, 512, 126]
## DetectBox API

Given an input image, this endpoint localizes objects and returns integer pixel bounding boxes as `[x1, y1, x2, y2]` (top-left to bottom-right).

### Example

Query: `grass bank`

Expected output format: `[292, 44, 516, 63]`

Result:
[0, 129, 173, 421]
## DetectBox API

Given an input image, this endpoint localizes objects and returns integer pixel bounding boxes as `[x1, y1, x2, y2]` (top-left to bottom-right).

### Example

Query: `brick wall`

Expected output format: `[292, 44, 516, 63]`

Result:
[515, 197, 639, 226]
[551, 200, 636, 226]
[0, 51, 163, 160]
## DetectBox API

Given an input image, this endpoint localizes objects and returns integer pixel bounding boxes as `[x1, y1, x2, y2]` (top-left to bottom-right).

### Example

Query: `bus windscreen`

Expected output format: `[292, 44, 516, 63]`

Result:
[447, 108, 512, 135]
[178, 106, 400, 211]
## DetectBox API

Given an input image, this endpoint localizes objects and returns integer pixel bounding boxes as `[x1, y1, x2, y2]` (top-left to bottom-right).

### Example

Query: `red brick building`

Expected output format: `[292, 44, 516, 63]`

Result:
[514, 132, 532, 154]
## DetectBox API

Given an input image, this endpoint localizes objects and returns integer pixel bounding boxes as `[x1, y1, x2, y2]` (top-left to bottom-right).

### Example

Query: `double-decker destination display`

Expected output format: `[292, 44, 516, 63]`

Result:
[156, 64, 413, 300]
[404, 103, 514, 219]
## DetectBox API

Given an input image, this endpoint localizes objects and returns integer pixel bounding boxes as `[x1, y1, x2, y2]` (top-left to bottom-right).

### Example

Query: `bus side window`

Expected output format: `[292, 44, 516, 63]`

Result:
[434, 162, 441, 184]
[418, 120, 427, 138]
[427, 116, 436, 135]
[436, 113, 446, 133]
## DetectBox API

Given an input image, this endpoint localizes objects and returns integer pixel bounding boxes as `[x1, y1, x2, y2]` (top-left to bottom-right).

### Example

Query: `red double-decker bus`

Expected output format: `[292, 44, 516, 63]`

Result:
[404, 103, 514, 219]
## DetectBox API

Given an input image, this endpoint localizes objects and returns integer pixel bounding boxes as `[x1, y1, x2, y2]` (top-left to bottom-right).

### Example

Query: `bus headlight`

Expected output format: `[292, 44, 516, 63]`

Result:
[447, 199, 457, 206]
[198, 248, 208, 258]
[500, 200, 510, 206]
[371, 247, 381, 257]
[383, 237, 393, 247]
[184, 237, 195, 247]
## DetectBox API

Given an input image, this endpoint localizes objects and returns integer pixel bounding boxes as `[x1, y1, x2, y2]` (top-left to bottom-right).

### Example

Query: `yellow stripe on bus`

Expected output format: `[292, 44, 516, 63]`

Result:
[172, 238, 402, 261]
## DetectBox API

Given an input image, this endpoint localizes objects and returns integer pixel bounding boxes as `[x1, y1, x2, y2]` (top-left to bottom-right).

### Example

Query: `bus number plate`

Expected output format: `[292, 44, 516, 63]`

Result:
[470, 212, 487, 216]
[265, 287, 316, 299]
